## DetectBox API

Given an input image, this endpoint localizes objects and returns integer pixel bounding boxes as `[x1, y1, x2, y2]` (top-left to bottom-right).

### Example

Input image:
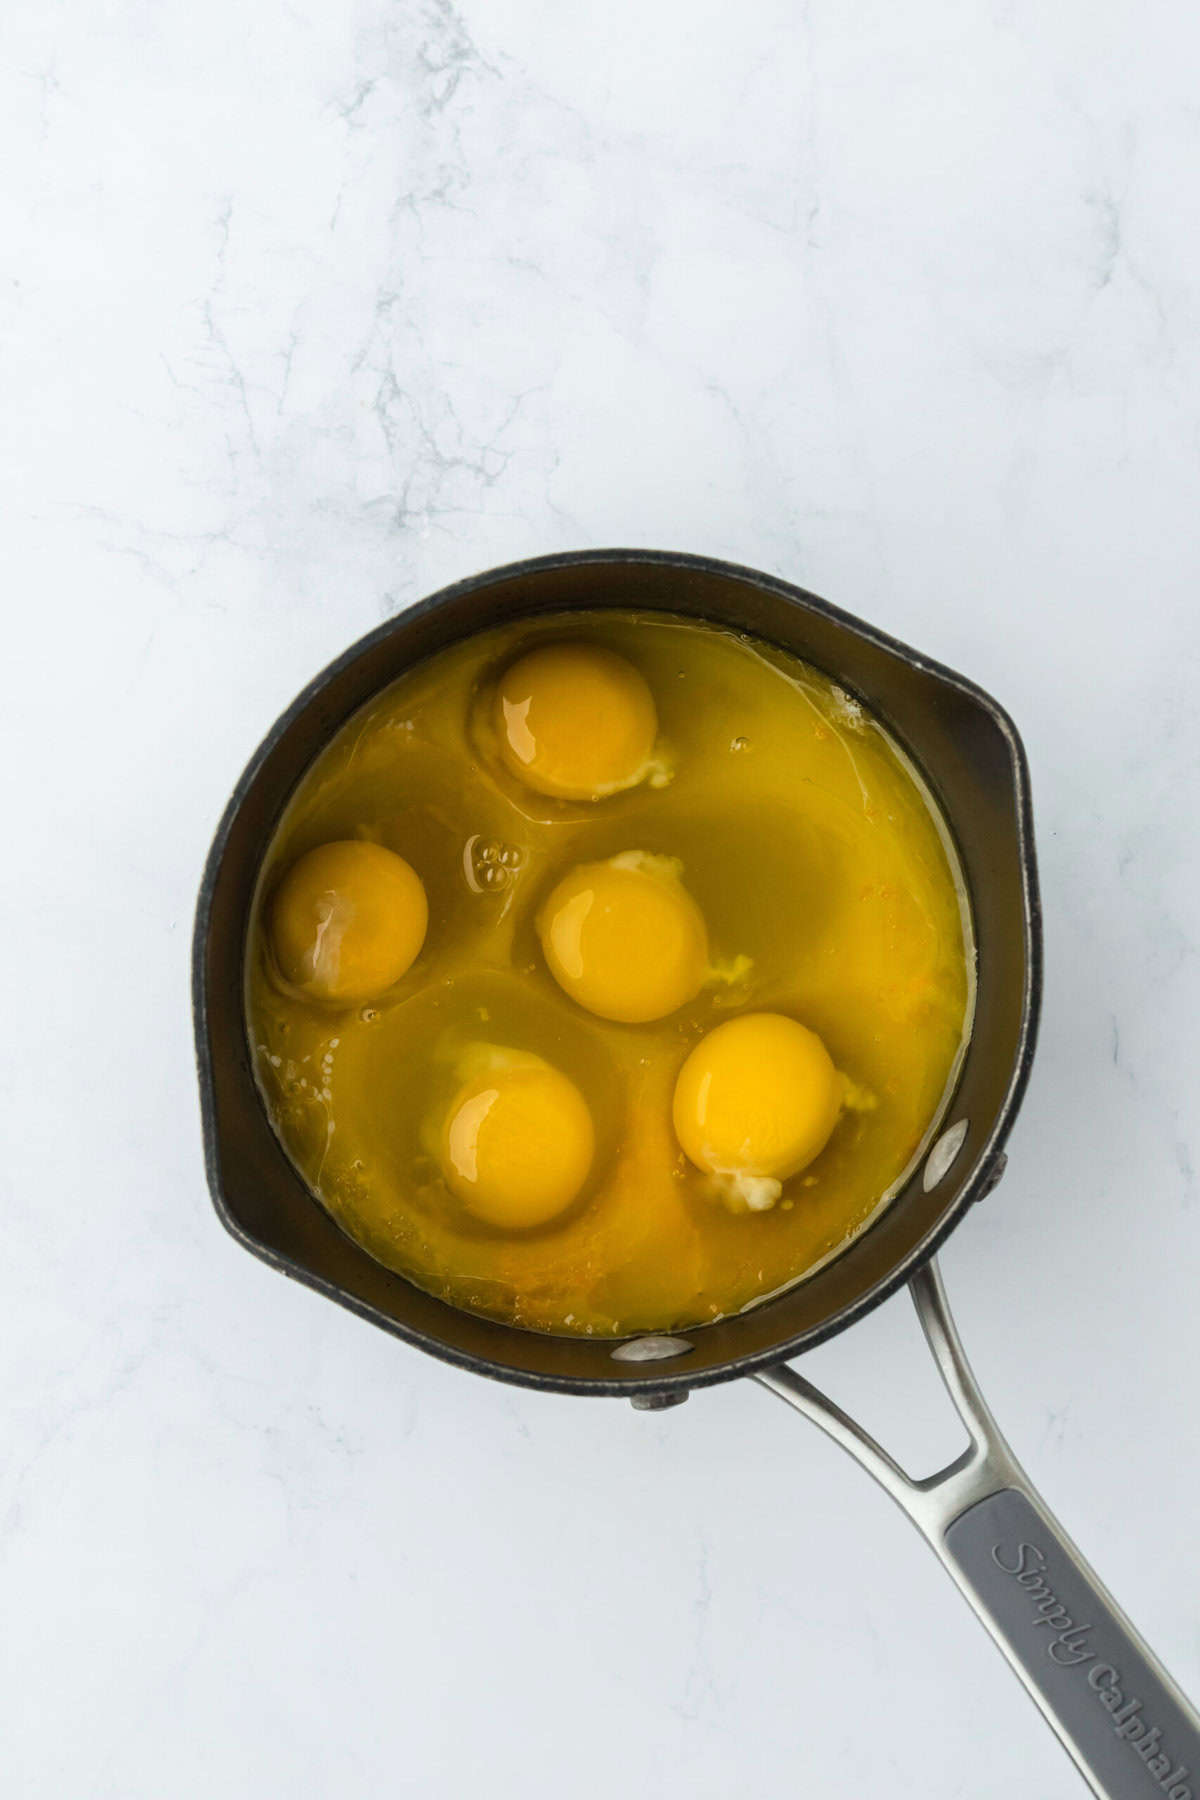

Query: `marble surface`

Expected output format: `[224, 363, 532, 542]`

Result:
[4, 3, 1200, 1794]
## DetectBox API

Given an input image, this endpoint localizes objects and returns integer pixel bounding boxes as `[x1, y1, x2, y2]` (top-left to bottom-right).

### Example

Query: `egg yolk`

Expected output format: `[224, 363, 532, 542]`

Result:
[269, 840, 428, 1004]
[440, 1055, 595, 1228]
[538, 852, 709, 1023]
[495, 643, 658, 800]
[673, 1012, 842, 1211]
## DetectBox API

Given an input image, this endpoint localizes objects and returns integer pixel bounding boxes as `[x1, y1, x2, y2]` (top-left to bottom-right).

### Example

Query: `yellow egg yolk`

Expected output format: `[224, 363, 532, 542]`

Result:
[537, 852, 709, 1023]
[440, 1054, 595, 1228]
[673, 1012, 842, 1211]
[495, 642, 658, 800]
[269, 840, 428, 1004]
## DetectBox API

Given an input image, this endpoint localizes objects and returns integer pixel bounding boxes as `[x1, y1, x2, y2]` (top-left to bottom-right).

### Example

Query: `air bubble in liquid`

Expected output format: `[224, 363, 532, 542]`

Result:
[464, 833, 523, 894]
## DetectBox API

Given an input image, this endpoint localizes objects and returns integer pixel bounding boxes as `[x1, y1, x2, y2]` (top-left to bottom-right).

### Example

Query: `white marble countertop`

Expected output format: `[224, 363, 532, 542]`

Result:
[4, 3, 1200, 1795]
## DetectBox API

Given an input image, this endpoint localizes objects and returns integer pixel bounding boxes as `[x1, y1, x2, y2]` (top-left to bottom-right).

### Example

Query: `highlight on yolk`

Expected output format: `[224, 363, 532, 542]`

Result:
[440, 1052, 595, 1229]
[673, 1012, 842, 1211]
[494, 642, 658, 800]
[269, 839, 428, 1004]
[537, 852, 708, 1023]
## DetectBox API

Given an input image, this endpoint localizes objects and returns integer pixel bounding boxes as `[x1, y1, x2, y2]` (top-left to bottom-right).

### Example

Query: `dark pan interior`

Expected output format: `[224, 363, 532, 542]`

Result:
[194, 550, 1041, 1395]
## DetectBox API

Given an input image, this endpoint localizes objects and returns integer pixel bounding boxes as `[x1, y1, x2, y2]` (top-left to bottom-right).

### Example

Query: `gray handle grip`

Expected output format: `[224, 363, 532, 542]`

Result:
[947, 1487, 1200, 1798]
[756, 1260, 1200, 1799]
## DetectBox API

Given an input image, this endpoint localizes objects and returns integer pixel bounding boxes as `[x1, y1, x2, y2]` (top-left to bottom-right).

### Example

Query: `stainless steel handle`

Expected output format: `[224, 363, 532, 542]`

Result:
[756, 1260, 1200, 1798]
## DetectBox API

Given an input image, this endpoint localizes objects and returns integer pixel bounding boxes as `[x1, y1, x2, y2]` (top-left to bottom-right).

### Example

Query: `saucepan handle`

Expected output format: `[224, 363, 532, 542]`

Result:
[755, 1260, 1200, 1799]
[943, 1482, 1200, 1798]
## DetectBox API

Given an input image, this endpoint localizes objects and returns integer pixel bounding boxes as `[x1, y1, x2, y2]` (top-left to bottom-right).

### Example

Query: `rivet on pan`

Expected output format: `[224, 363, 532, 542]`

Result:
[923, 1120, 969, 1193]
[611, 1334, 693, 1362]
[630, 1390, 689, 1412]
[975, 1150, 1008, 1203]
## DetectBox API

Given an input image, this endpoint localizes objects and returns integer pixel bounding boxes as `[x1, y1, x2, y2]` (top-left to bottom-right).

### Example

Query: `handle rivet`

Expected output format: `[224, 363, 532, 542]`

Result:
[923, 1119, 969, 1192]
[611, 1335, 692, 1362]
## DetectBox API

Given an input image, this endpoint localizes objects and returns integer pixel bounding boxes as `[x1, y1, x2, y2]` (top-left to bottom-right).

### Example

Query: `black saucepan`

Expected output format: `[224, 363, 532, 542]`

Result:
[194, 550, 1199, 1797]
